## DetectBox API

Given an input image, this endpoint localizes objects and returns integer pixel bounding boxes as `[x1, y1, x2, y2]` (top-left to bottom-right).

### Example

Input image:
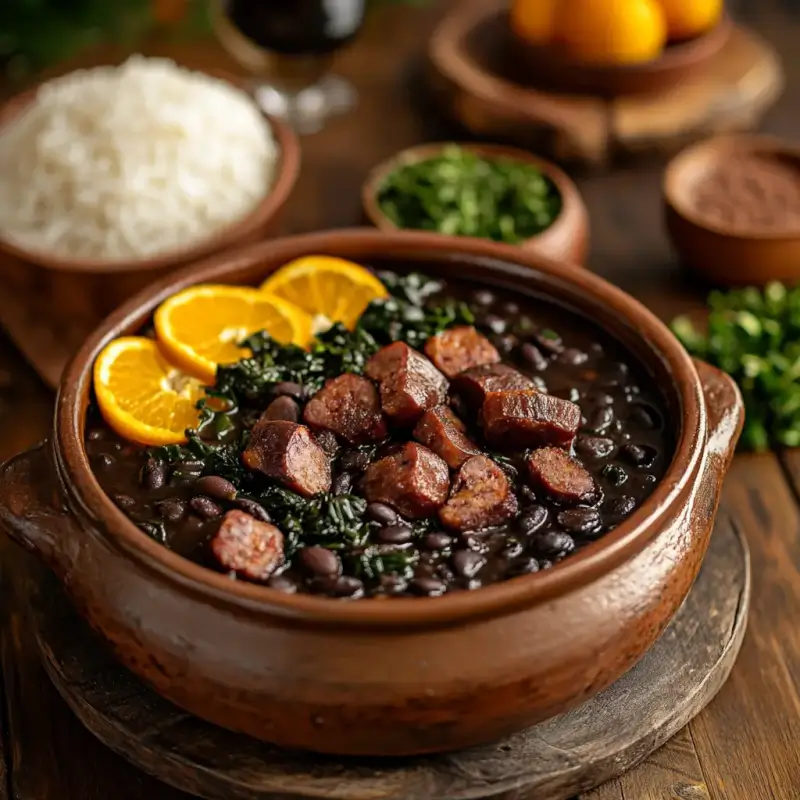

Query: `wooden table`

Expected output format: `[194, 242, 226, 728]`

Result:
[1, 1, 799, 797]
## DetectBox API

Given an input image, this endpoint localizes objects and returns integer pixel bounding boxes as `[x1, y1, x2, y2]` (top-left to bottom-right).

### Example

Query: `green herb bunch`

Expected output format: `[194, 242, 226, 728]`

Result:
[672, 282, 800, 452]
[377, 145, 563, 244]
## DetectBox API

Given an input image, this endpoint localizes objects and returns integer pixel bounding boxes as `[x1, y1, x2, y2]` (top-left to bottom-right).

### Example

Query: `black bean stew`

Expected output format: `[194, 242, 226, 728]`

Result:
[86, 271, 671, 599]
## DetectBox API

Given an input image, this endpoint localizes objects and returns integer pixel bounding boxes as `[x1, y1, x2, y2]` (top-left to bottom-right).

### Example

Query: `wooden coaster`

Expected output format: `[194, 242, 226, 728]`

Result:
[427, 3, 784, 166]
[29, 514, 750, 800]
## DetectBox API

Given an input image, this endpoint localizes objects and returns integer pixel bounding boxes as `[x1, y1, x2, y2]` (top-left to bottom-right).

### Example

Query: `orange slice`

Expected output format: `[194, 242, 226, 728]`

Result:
[154, 285, 312, 384]
[93, 337, 205, 446]
[260, 256, 388, 333]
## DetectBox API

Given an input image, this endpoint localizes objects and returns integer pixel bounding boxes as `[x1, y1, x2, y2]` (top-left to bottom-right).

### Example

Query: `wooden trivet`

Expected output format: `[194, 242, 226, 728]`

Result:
[427, 3, 784, 166]
[29, 514, 750, 800]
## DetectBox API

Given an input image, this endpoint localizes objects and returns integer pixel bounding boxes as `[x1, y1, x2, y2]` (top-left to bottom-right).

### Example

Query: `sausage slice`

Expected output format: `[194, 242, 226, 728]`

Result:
[424, 326, 501, 379]
[243, 420, 331, 497]
[365, 342, 448, 425]
[211, 510, 284, 581]
[452, 363, 535, 409]
[526, 447, 599, 505]
[439, 456, 518, 532]
[413, 405, 481, 469]
[482, 389, 581, 449]
[362, 442, 449, 519]
[303, 373, 388, 445]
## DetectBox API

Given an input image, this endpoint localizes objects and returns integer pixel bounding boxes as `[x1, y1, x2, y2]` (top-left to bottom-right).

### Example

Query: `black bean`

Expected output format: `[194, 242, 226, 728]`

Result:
[232, 497, 272, 523]
[377, 525, 413, 545]
[534, 332, 563, 354]
[452, 550, 486, 579]
[474, 289, 495, 306]
[629, 404, 661, 429]
[557, 508, 601, 535]
[540, 559, 554, 570]
[195, 475, 238, 501]
[460, 533, 488, 552]
[157, 497, 186, 522]
[520, 342, 549, 371]
[141, 458, 167, 490]
[503, 301, 519, 315]
[586, 406, 614, 432]
[591, 392, 616, 407]
[180, 460, 205, 472]
[87, 429, 104, 441]
[299, 546, 341, 577]
[602, 464, 629, 487]
[333, 472, 354, 496]
[502, 539, 525, 560]
[339, 450, 371, 473]
[315, 430, 339, 458]
[495, 334, 518, 355]
[484, 315, 506, 335]
[621, 444, 658, 468]
[519, 485, 538, 503]
[517, 505, 548, 535]
[270, 381, 305, 400]
[411, 577, 447, 597]
[575, 435, 616, 460]
[534, 530, 576, 557]
[604, 495, 637, 520]
[366, 502, 398, 526]
[559, 347, 588, 366]
[268, 574, 298, 594]
[95, 454, 115, 470]
[424, 532, 453, 551]
[112, 494, 136, 510]
[138, 521, 167, 543]
[380, 574, 408, 594]
[264, 396, 300, 422]
[509, 556, 540, 575]
[326, 575, 364, 598]
[189, 495, 223, 520]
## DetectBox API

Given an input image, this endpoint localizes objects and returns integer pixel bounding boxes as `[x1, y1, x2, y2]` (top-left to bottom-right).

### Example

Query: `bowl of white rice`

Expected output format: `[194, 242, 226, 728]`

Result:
[0, 56, 300, 287]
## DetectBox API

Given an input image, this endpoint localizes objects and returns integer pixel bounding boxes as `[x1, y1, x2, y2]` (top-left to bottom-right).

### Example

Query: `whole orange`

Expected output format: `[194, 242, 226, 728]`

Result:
[657, 0, 724, 40]
[509, 0, 562, 45]
[562, 0, 668, 64]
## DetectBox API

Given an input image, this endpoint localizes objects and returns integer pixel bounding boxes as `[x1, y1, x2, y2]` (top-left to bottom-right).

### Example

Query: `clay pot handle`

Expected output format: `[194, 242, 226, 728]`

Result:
[0, 441, 74, 571]
[694, 358, 745, 473]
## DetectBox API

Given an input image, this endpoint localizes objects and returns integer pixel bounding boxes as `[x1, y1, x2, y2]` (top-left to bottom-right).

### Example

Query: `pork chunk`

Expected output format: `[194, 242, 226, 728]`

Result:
[362, 442, 449, 519]
[439, 456, 518, 532]
[413, 405, 481, 469]
[365, 342, 448, 425]
[243, 420, 331, 497]
[424, 326, 501, 379]
[303, 373, 388, 445]
[482, 389, 581, 449]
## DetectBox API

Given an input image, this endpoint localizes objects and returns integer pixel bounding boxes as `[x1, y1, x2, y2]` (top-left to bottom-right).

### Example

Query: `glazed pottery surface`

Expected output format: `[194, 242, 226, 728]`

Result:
[0, 230, 743, 756]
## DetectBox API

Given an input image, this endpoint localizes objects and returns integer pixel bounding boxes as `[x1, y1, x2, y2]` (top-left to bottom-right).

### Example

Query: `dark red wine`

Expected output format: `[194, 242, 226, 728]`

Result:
[224, 0, 366, 56]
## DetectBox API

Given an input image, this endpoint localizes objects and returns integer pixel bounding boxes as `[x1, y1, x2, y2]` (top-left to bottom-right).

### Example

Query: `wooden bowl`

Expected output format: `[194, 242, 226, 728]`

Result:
[362, 142, 589, 265]
[664, 134, 800, 286]
[510, 14, 733, 97]
[0, 68, 301, 318]
[0, 229, 743, 757]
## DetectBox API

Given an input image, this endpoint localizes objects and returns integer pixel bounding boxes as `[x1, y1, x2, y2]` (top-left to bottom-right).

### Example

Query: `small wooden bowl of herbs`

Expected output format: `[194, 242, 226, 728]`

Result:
[363, 143, 589, 265]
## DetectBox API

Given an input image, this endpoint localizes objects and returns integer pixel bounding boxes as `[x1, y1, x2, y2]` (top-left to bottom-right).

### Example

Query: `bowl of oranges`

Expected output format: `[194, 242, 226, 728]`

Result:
[509, 0, 732, 97]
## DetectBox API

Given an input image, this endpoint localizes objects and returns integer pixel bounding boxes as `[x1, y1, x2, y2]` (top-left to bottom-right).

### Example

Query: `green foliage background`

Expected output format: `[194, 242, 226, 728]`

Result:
[0, 0, 423, 80]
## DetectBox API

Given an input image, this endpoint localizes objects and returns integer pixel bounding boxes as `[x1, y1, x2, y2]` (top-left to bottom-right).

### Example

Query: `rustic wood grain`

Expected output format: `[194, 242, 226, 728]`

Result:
[25, 516, 748, 800]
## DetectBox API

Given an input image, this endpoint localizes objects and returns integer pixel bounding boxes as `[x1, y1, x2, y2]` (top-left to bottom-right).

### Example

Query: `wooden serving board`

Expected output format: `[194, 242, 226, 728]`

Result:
[428, 3, 784, 166]
[30, 514, 750, 800]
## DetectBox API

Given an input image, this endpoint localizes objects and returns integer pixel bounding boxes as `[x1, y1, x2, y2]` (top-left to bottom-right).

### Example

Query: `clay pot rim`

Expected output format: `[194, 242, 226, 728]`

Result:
[55, 229, 705, 628]
[361, 141, 587, 259]
[664, 133, 800, 242]
[0, 68, 301, 274]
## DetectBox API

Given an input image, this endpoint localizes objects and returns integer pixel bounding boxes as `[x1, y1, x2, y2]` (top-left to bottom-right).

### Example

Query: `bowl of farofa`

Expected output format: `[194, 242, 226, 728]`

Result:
[0, 58, 300, 318]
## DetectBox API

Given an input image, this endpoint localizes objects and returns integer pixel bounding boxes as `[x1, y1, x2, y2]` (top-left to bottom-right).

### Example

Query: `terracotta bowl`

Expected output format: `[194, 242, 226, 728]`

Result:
[0, 69, 301, 318]
[664, 134, 800, 286]
[362, 142, 589, 265]
[510, 15, 733, 97]
[0, 229, 743, 757]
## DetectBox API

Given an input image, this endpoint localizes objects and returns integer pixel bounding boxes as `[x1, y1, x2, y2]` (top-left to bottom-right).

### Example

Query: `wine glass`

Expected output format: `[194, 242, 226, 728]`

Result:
[211, 0, 366, 134]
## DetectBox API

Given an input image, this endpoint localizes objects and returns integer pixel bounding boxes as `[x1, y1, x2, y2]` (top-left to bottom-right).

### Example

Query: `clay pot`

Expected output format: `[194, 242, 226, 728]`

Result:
[362, 142, 589, 265]
[0, 230, 742, 757]
[0, 69, 301, 318]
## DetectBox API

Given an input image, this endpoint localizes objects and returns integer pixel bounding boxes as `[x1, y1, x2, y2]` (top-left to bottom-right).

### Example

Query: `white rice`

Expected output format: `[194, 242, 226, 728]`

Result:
[0, 56, 279, 262]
